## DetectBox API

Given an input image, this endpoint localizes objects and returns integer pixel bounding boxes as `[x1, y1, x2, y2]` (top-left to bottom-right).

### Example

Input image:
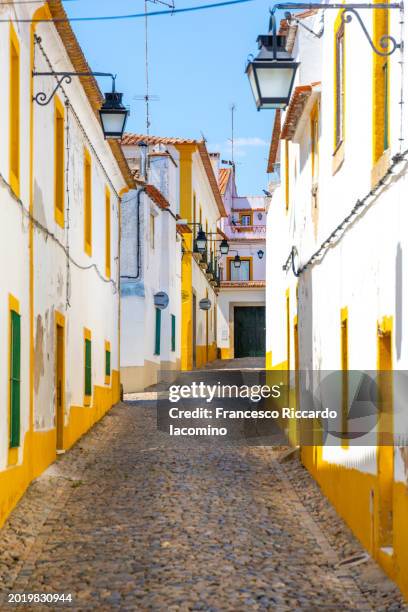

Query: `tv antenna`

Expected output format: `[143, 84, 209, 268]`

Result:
[228, 103, 236, 167]
[140, 0, 175, 133]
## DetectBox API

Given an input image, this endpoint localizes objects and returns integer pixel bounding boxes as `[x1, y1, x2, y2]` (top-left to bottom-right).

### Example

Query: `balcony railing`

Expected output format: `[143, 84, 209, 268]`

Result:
[227, 224, 266, 234]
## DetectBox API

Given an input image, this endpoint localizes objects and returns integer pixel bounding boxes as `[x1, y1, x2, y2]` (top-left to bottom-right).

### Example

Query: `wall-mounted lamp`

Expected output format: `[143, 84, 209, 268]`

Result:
[246, 2, 402, 110]
[196, 227, 208, 253]
[257, 250, 265, 260]
[233, 254, 242, 269]
[219, 239, 230, 255]
[32, 70, 129, 139]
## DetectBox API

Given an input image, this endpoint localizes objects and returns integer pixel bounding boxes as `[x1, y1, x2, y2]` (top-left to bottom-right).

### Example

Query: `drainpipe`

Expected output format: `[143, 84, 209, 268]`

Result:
[121, 186, 146, 281]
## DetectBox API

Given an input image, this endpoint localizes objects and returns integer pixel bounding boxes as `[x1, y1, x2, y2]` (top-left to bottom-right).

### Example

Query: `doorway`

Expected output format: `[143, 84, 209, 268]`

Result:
[377, 325, 394, 554]
[234, 307, 265, 358]
[56, 316, 65, 451]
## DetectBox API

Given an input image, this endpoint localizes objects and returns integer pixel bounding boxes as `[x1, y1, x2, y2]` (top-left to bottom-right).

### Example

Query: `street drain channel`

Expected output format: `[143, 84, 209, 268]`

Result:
[335, 552, 370, 568]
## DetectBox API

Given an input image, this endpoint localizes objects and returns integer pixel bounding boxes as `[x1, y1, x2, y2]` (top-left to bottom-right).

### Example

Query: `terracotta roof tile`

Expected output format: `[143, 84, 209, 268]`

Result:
[197, 142, 227, 218]
[218, 168, 231, 196]
[267, 110, 281, 173]
[220, 280, 266, 288]
[281, 86, 312, 140]
[121, 134, 196, 146]
[145, 184, 170, 210]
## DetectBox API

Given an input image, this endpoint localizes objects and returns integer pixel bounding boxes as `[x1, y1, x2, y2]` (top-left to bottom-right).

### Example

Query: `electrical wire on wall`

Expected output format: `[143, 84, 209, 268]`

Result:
[283, 149, 408, 277]
[16, 34, 122, 301]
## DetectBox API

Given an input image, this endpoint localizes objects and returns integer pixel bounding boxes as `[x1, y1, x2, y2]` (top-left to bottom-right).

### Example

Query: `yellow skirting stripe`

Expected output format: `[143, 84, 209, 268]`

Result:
[0, 370, 120, 529]
[302, 447, 408, 600]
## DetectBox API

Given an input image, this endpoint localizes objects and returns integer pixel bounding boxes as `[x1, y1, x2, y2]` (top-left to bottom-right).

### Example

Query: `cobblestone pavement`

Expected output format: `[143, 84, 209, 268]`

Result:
[0, 361, 405, 611]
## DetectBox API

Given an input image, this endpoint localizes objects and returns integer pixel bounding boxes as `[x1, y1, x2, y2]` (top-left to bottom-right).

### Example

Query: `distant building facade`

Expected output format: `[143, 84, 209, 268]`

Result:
[215, 164, 267, 359]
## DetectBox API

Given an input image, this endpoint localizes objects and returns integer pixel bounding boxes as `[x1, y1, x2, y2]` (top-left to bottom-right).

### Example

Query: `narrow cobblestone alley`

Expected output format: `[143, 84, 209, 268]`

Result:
[0, 362, 406, 611]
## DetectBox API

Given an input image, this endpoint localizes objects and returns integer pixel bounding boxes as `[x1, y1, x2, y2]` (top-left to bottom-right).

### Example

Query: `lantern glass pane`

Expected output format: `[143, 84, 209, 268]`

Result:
[247, 64, 260, 106]
[100, 111, 127, 137]
[257, 66, 295, 100]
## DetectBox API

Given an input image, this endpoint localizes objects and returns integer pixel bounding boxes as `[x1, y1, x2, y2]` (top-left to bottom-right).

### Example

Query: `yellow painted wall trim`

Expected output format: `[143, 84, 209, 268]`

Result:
[8, 294, 20, 467]
[54, 95, 65, 228]
[334, 11, 346, 152]
[9, 23, 20, 198]
[105, 340, 111, 386]
[84, 327, 92, 406]
[0, 370, 120, 531]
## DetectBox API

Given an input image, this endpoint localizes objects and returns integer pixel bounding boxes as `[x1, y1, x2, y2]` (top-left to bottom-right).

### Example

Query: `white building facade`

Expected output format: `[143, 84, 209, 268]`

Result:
[264, 4, 408, 596]
[0, 0, 132, 527]
[216, 167, 266, 360]
[120, 137, 182, 392]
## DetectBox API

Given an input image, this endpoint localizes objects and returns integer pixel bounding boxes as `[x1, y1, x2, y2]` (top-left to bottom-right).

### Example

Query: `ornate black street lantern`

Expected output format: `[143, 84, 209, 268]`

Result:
[196, 227, 208, 253]
[246, 14, 299, 110]
[99, 87, 129, 139]
[233, 254, 242, 269]
[220, 239, 230, 255]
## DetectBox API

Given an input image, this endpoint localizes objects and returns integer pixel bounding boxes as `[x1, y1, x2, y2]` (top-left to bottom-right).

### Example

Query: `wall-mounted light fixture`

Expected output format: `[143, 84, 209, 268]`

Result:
[32, 70, 129, 139]
[246, 2, 402, 110]
[257, 249, 265, 260]
[234, 254, 242, 269]
[219, 239, 230, 255]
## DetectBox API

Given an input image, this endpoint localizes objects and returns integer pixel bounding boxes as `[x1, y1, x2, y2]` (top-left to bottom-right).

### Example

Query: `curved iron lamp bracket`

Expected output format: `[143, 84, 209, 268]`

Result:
[269, 2, 403, 57]
[32, 71, 117, 106]
[341, 7, 402, 56]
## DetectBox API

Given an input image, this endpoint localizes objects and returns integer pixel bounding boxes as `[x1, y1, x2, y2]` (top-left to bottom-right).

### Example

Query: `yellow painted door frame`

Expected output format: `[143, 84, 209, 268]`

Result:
[55, 312, 65, 451]
[376, 316, 394, 561]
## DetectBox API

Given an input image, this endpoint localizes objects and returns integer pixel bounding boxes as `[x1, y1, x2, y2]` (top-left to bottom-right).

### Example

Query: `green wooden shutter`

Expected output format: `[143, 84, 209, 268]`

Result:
[171, 315, 176, 352]
[10, 311, 21, 448]
[154, 308, 161, 355]
[85, 338, 92, 396]
[105, 349, 111, 377]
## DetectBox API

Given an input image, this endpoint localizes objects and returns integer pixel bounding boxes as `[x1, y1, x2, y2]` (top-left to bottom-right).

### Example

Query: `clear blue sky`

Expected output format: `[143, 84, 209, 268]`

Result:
[65, 0, 276, 194]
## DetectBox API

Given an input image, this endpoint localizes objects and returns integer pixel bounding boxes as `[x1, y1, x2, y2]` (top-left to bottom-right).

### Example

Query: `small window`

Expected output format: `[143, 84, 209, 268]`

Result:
[229, 258, 251, 281]
[150, 213, 155, 249]
[154, 308, 161, 355]
[171, 314, 176, 352]
[335, 23, 345, 149]
[55, 97, 65, 227]
[9, 26, 20, 196]
[240, 213, 252, 226]
[10, 308, 21, 448]
[285, 141, 290, 211]
[105, 349, 111, 377]
[84, 336, 92, 399]
[311, 103, 319, 183]
[383, 62, 389, 152]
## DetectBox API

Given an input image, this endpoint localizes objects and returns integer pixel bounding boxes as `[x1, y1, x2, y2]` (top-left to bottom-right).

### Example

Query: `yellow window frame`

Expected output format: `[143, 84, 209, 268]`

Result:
[54, 96, 65, 228]
[334, 13, 346, 151]
[9, 24, 20, 197]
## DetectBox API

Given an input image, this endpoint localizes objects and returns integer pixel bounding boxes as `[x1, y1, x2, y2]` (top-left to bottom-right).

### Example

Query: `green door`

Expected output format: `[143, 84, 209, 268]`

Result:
[234, 307, 265, 358]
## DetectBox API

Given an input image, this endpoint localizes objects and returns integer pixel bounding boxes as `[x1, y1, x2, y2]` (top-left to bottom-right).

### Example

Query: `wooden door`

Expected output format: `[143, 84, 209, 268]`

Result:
[234, 307, 265, 358]
[56, 322, 65, 451]
[377, 329, 394, 553]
